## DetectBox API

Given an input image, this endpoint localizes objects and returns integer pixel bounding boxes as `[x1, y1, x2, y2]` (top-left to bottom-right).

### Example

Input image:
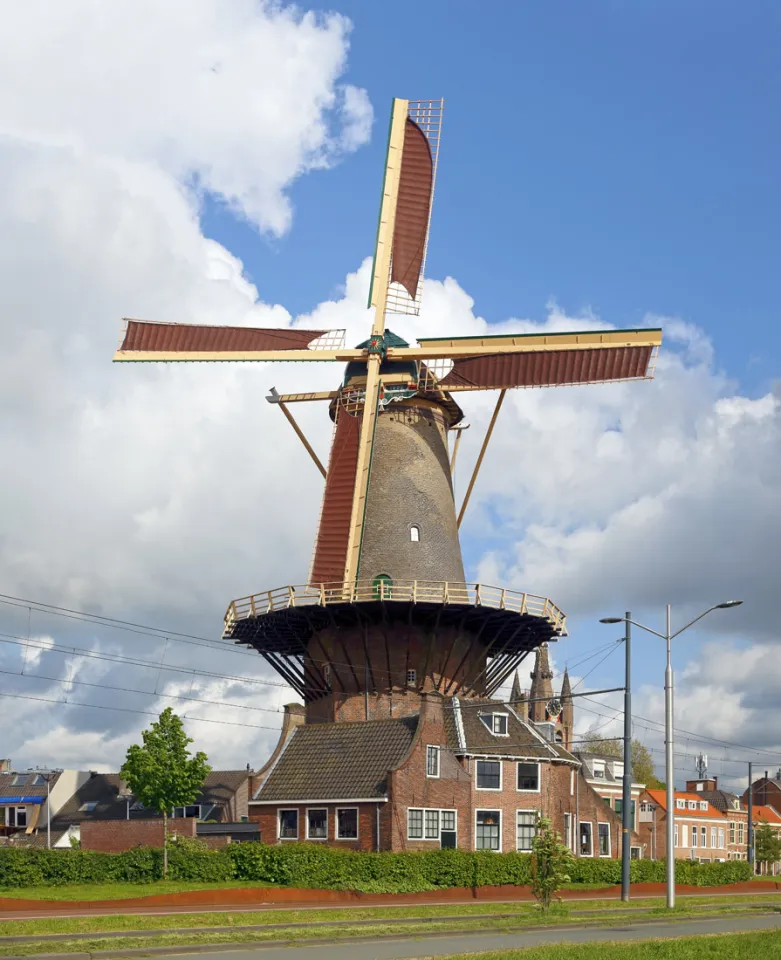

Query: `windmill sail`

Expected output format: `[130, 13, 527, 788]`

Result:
[390, 118, 434, 301]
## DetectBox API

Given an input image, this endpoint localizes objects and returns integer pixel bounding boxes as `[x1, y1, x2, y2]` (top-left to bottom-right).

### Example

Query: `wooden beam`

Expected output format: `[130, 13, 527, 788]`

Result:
[113, 348, 363, 363]
[457, 389, 506, 528]
[277, 402, 327, 479]
[272, 390, 337, 403]
[450, 425, 468, 476]
[408, 327, 663, 357]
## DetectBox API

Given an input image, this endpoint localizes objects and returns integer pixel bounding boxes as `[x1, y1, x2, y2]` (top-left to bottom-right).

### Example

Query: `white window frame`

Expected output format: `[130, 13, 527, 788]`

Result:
[718, 827, 725, 848]
[305, 807, 328, 841]
[407, 807, 457, 843]
[424, 809, 440, 840]
[699, 801, 708, 811]
[579, 821, 593, 857]
[476, 759, 503, 791]
[516, 810, 537, 852]
[613, 762, 624, 780]
[475, 809, 502, 852]
[674, 823, 679, 846]
[409, 524, 420, 542]
[516, 761, 541, 793]
[676, 798, 686, 810]
[710, 827, 717, 849]
[563, 812, 574, 851]
[688, 801, 697, 810]
[592, 760, 606, 779]
[701, 826, 707, 847]
[426, 745, 441, 779]
[692, 826, 698, 848]
[335, 807, 359, 841]
[597, 821, 611, 857]
[681, 823, 688, 847]
[407, 807, 424, 840]
[277, 808, 299, 841]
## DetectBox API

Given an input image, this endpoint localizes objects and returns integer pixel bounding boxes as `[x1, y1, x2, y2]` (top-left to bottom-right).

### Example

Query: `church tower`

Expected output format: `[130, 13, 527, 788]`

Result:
[510, 670, 527, 721]
[529, 642, 554, 723]
[560, 667, 574, 751]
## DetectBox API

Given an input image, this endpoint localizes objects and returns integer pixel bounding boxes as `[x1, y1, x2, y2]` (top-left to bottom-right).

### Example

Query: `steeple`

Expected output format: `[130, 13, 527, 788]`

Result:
[510, 670, 527, 720]
[560, 667, 574, 750]
[529, 643, 554, 723]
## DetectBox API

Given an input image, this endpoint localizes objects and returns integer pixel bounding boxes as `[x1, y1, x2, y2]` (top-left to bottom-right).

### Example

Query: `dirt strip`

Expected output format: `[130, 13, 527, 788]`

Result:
[0, 881, 777, 920]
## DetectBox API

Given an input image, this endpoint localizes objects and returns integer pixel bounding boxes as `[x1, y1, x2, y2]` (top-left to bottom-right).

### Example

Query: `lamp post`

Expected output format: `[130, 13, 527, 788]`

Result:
[600, 601, 742, 909]
[37, 770, 60, 849]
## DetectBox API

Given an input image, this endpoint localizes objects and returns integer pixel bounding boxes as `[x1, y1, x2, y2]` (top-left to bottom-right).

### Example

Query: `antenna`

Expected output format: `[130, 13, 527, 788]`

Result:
[695, 753, 708, 779]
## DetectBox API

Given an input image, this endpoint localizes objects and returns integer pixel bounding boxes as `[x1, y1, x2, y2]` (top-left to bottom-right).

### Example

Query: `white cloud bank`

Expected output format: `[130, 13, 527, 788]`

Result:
[0, 1, 777, 777]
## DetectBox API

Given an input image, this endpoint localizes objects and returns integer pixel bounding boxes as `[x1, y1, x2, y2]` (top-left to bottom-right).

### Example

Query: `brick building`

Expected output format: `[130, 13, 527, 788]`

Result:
[685, 777, 747, 861]
[638, 789, 729, 861]
[250, 654, 640, 858]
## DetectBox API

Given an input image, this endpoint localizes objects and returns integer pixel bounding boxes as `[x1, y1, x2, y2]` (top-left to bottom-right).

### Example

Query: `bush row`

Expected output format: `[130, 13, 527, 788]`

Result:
[0, 843, 752, 892]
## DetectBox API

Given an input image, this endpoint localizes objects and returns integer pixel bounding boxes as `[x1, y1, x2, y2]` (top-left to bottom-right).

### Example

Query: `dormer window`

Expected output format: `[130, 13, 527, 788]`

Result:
[699, 801, 708, 811]
[613, 762, 624, 780]
[480, 713, 508, 736]
[688, 801, 697, 810]
[676, 799, 686, 810]
[592, 760, 606, 779]
[409, 524, 420, 542]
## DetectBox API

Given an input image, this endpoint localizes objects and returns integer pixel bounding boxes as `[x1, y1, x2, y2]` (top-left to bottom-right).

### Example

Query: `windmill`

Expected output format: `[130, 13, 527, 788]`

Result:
[115, 98, 662, 721]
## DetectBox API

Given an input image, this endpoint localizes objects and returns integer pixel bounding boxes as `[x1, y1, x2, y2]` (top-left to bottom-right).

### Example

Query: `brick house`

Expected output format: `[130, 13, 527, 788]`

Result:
[47, 770, 252, 849]
[685, 777, 747, 861]
[638, 789, 729, 861]
[752, 805, 781, 875]
[251, 677, 640, 858]
[576, 752, 645, 838]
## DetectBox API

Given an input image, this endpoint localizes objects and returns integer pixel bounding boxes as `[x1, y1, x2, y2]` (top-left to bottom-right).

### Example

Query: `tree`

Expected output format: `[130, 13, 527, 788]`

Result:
[529, 816, 574, 911]
[120, 708, 211, 877]
[580, 732, 663, 788]
[754, 821, 781, 874]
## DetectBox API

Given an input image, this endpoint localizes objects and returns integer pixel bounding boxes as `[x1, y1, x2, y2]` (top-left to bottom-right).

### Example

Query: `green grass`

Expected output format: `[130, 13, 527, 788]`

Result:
[0, 902, 775, 955]
[413, 930, 781, 960]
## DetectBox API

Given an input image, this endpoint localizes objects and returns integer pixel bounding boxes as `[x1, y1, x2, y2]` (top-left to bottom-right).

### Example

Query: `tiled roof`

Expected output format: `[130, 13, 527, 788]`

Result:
[0, 771, 60, 799]
[445, 698, 576, 762]
[51, 771, 249, 828]
[695, 789, 744, 813]
[255, 717, 417, 802]
[645, 789, 727, 819]
[754, 805, 781, 825]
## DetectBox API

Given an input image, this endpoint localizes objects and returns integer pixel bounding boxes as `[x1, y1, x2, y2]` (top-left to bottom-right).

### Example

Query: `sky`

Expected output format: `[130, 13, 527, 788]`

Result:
[0, 0, 779, 792]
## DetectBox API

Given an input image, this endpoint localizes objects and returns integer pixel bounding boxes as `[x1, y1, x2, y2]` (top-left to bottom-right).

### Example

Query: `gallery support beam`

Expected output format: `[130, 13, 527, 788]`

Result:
[457, 390, 506, 528]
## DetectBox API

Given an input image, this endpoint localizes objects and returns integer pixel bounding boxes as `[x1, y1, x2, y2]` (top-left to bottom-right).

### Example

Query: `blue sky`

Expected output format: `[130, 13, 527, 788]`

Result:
[205, 1, 780, 395]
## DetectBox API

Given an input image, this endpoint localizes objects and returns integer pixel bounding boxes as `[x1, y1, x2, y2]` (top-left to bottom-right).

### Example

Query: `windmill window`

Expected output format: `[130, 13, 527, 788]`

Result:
[406, 669, 417, 685]
[409, 524, 420, 542]
[372, 574, 393, 599]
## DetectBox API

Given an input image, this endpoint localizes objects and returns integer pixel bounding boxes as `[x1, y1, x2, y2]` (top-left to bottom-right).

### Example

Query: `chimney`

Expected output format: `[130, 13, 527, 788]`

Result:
[0, 760, 10, 773]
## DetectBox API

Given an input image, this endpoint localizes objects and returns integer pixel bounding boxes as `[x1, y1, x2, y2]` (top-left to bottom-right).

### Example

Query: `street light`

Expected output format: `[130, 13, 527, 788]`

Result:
[599, 601, 742, 909]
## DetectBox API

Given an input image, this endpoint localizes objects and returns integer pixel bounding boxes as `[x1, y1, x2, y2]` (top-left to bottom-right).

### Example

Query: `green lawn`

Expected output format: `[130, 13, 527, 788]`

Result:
[417, 930, 781, 960]
[0, 902, 775, 955]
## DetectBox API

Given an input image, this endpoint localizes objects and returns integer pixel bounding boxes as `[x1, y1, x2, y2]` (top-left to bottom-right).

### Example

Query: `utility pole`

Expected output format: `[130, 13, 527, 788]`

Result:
[747, 762, 754, 872]
[621, 612, 632, 902]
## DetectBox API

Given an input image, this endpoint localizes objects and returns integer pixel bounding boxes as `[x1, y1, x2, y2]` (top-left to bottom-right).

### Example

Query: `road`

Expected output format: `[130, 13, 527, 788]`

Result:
[161, 914, 781, 960]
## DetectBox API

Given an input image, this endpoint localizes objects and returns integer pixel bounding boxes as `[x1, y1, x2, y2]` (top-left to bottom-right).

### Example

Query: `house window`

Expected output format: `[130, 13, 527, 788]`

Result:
[692, 827, 698, 848]
[476, 760, 501, 790]
[682, 824, 688, 847]
[408, 808, 424, 839]
[598, 822, 611, 857]
[79, 802, 98, 813]
[278, 809, 298, 840]
[676, 799, 685, 810]
[425, 810, 440, 840]
[674, 823, 679, 846]
[492, 714, 508, 736]
[409, 524, 420, 542]
[630, 846, 641, 859]
[441, 810, 456, 833]
[336, 808, 358, 840]
[615, 798, 622, 817]
[688, 801, 697, 810]
[426, 746, 440, 778]
[30, 775, 45, 786]
[729, 822, 735, 844]
[306, 808, 327, 840]
[516, 811, 537, 852]
[592, 761, 606, 779]
[174, 805, 201, 819]
[613, 762, 624, 780]
[738, 822, 745, 844]
[579, 822, 593, 857]
[476, 810, 501, 851]
[700, 802, 708, 811]
[6, 807, 26, 828]
[406, 669, 417, 685]
[517, 762, 540, 792]
[11, 775, 23, 786]
[701, 826, 707, 847]
[718, 828, 725, 848]
[563, 812, 573, 851]
[711, 827, 717, 848]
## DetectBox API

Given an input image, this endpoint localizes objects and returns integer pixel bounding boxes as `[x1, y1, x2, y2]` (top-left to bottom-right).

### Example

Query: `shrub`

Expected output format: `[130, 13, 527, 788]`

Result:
[0, 843, 753, 892]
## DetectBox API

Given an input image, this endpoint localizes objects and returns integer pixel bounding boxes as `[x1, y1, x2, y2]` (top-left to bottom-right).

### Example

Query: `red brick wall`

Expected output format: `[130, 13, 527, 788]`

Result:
[81, 818, 197, 852]
[248, 803, 381, 851]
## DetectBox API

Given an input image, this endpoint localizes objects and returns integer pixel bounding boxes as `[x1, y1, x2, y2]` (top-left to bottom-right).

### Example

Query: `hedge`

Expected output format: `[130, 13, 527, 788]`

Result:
[0, 843, 753, 892]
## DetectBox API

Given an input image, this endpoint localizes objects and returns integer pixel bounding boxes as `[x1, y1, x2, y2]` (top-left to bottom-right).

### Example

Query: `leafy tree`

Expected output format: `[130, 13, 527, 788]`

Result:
[120, 708, 211, 876]
[580, 732, 663, 788]
[530, 816, 574, 911]
[754, 821, 781, 873]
